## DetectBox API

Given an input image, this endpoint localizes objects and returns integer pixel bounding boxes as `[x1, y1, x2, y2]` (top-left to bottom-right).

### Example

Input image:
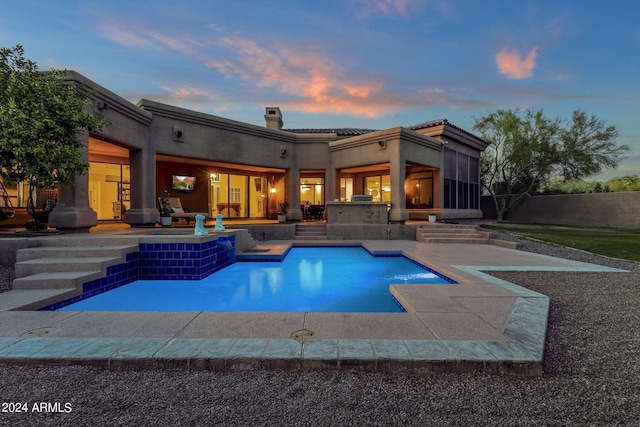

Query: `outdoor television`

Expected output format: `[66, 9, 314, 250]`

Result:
[171, 175, 196, 191]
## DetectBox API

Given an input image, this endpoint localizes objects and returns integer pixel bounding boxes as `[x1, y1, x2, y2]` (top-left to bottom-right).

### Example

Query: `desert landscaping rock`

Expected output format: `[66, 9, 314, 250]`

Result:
[1, 233, 639, 425]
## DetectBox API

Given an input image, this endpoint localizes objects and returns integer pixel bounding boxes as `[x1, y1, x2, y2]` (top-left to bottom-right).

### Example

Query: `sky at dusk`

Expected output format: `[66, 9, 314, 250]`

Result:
[2, 0, 639, 178]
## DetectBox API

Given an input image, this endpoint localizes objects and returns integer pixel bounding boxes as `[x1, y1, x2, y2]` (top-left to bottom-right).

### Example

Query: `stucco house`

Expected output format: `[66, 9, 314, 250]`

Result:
[3, 72, 490, 232]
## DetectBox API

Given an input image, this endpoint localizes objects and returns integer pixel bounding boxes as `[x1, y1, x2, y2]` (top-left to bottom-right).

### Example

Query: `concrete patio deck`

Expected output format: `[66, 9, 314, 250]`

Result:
[0, 230, 628, 376]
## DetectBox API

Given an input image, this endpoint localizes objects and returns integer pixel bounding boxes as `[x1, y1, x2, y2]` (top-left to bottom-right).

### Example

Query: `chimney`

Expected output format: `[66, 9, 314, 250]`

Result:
[264, 107, 283, 130]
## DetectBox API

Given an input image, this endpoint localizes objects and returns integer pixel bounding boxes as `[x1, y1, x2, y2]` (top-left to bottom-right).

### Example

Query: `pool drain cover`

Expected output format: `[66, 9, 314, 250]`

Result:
[291, 329, 315, 342]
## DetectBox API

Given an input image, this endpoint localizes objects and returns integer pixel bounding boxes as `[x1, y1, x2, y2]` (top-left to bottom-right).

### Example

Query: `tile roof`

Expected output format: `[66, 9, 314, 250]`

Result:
[286, 119, 488, 144]
[409, 118, 451, 130]
[284, 128, 378, 137]
[409, 119, 485, 141]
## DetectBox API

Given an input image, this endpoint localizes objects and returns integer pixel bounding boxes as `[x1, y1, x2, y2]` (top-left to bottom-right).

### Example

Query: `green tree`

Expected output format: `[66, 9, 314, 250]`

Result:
[0, 45, 107, 192]
[474, 108, 628, 220]
[558, 109, 626, 178]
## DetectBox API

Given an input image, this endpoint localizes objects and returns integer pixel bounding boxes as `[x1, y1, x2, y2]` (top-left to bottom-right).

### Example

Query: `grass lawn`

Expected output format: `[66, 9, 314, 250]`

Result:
[482, 223, 640, 262]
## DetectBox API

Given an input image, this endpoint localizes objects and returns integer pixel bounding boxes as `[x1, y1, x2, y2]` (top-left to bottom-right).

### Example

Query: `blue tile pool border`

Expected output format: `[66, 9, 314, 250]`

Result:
[38, 236, 236, 311]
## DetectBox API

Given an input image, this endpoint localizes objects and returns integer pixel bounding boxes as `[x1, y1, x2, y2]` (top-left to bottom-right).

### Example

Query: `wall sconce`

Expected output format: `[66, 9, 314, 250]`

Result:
[280, 146, 288, 158]
[209, 173, 220, 183]
[95, 100, 107, 111]
[378, 140, 387, 150]
[172, 125, 184, 142]
[440, 139, 449, 145]
[270, 187, 277, 194]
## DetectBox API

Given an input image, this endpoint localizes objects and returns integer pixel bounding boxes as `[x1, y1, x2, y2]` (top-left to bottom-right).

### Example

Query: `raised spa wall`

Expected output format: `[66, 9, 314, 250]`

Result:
[325, 201, 389, 224]
[39, 234, 237, 311]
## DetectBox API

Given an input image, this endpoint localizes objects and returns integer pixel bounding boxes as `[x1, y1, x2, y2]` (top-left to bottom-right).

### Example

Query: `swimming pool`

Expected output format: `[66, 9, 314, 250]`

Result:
[59, 247, 454, 312]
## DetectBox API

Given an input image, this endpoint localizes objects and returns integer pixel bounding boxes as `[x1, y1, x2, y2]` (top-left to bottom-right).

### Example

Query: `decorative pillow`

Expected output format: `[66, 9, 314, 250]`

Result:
[172, 207, 184, 214]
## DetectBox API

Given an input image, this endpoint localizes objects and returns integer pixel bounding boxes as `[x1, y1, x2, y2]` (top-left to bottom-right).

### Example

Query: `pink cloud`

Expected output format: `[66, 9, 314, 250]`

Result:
[496, 47, 539, 79]
[92, 13, 482, 118]
[206, 34, 398, 117]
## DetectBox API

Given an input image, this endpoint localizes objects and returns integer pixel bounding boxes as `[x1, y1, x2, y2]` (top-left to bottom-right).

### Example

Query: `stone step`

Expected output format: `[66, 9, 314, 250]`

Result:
[296, 224, 327, 230]
[16, 245, 138, 262]
[0, 288, 80, 311]
[417, 231, 487, 239]
[420, 237, 490, 244]
[14, 256, 122, 278]
[294, 235, 328, 241]
[34, 236, 142, 247]
[12, 271, 103, 290]
[295, 229, 328, 235]
[295, 223, 327, 240]
[416, 224, 478, 230]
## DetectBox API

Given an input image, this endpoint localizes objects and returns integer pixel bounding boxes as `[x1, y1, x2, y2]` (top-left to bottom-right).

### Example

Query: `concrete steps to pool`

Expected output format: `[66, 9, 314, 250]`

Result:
[295, 222, 327, 240]
[11, 244, 138, 293]
[416, 224, 520, 248]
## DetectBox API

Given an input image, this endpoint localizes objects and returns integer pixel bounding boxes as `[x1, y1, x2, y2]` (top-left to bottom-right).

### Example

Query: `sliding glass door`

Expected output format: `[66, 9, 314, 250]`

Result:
[209, 173, 267, 218]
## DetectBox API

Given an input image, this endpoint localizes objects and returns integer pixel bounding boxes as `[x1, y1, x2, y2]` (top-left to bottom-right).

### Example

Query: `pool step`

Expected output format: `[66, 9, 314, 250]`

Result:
[0, 288, 81, 311]
[295, 222, 327, 240]
[416, 224, 520, 248]
[16, 245, 139, 262]
[10, 244, 139, 305]
[14, 257, 123, 277]
[12, 271, 103, 290]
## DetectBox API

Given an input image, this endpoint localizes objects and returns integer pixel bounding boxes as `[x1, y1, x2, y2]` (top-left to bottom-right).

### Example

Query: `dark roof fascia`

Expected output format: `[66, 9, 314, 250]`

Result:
[64, 71, 152, 126]
[138, 99, 297, 143]
[410, 119, 490, 150]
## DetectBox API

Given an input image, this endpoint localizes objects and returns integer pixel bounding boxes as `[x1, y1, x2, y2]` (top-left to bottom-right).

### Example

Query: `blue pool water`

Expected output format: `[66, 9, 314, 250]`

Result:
[59, 247, 453, 312]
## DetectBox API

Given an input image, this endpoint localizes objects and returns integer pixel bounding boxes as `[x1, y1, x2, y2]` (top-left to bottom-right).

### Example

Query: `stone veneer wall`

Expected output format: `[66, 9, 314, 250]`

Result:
[326, 201, 389, 224]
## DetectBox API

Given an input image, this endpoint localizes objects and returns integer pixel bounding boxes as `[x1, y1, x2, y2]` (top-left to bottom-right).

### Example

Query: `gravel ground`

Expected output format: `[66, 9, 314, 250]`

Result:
[1, 233, 639, 425]
[0, 264, 14, 293]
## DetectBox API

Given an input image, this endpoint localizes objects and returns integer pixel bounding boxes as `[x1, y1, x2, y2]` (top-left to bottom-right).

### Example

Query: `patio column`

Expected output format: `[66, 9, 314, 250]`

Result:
[325, 167, 337, 202]
[285, 168, 302, 221]
[124, 145, 160, 226]
[48, 130, 98, 233]
[389, 157, 408, 223]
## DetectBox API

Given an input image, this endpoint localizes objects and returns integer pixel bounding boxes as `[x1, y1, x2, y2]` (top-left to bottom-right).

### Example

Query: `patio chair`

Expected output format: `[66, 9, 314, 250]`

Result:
[27, 187, 58, 228]
[307, 205, 323, 220]
[0, 181, 15, 222]
[158, 197, 208, 224]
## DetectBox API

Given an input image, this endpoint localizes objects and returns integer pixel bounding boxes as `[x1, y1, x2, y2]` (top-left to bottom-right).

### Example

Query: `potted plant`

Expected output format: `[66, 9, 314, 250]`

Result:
[158, 194, 173, 226]
[277, 200, 288, 223]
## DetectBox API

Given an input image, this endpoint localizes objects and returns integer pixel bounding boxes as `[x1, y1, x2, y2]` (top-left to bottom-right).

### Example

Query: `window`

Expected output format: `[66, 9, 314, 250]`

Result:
[443, 148, 457, 209]
[88, 162, 130, 220]
[339, 177, 353, 201]
[469, 157, 479, 209]
[300, 177, 324, 205]
[229, 187, 241, 203]
[457, 153, 469, 209]
[364, 175, 390, 202]
[443, 148, 479, 210]
[209, 174, 267, 218]
[406, 172, 433, 209]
